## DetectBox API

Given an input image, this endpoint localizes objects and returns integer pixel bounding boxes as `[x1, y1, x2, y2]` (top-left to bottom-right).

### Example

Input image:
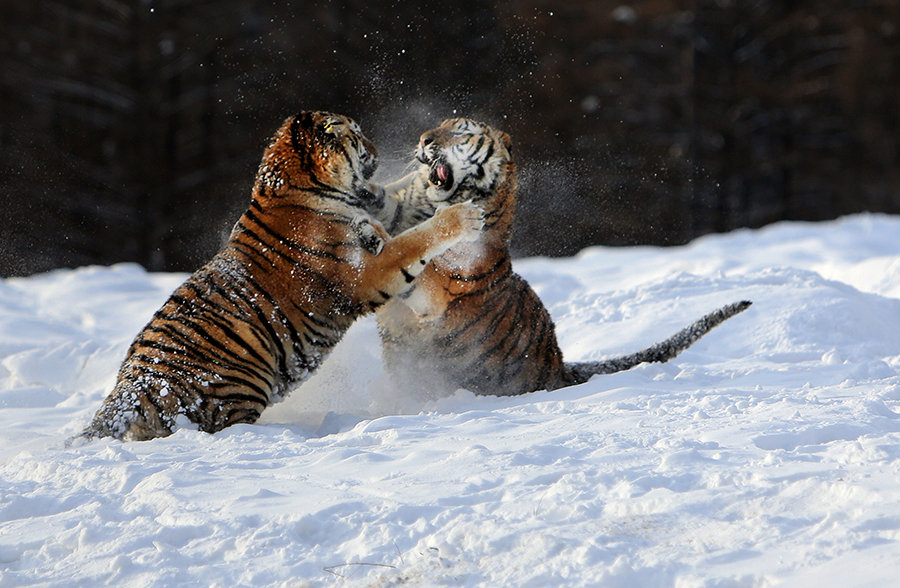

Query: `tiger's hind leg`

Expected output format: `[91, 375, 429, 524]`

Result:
[197, 392, 266, 434]
[82, 394, 173, 441]
[80, 377, 189, 441]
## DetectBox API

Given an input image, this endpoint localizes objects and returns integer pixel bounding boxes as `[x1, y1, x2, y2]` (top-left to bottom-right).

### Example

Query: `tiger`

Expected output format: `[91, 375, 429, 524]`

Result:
[366, 117, 751, 398]
[79, 111, 484, 441]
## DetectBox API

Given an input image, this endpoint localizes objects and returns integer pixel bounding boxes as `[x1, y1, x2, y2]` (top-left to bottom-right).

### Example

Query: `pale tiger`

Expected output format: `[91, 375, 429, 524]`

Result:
[366, 118, 751, 397]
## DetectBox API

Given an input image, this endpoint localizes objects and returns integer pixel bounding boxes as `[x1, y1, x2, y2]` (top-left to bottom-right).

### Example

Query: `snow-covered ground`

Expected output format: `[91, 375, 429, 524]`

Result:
[1, 213, 899, 587]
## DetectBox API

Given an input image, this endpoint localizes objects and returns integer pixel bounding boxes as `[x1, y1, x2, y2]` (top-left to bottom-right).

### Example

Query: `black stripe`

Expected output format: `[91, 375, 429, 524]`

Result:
[238, 271, 325, 369]
[473, 135, 486, 156]
[167, 294, 275, 375]
[205, 316, 273, 373]
[481, 140, 495, 164]
[441, 279, 516, 346]
[447, 255, 508, 283]
[130, 350, 216, 380]
[239, 225, 343, 288]
[334, 141, 352, 167]
[478, 290, 529, 361]
[229, 235, 278, 269]
[307, 173, 352, 199]
[292, 306, 337, 337]
[257, 199, 356, 225]
[136, 331, 265, 385]
[203, 381, 270, 404]
[220, 406, 262, 427]
[245, 209, 348, 263]
[180, 283, 273, 355]
[191, 277, 290, 383]
[151, 314, 271, 379]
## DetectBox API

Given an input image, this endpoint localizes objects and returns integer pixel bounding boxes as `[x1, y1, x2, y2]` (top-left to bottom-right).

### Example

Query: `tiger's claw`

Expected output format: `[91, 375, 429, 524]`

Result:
[351, 215, 387, 255]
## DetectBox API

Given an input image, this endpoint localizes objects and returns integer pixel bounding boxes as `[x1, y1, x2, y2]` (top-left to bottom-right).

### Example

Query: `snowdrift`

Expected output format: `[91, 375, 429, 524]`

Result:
[1, 214, 899, 586]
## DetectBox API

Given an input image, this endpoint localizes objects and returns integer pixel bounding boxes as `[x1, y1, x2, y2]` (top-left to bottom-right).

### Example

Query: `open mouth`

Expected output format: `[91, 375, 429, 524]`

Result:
[429, 159, 454, 191]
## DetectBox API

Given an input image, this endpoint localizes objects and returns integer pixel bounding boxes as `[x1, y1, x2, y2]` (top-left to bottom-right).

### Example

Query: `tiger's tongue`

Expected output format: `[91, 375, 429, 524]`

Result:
[429, 161, 452, 189]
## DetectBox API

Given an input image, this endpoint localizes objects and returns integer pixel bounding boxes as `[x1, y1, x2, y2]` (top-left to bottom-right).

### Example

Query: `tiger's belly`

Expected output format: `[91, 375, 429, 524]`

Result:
[377, 274, 565, 397]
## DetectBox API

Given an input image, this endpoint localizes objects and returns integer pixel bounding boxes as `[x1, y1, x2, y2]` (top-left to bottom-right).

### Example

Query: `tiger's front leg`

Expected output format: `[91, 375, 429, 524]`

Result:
[363, 171, 417, 218]
[365, 171, 435, 235]
[350, 215, 388, 255]
[394, 280, 448, 320]
[358, 200, 483, 300]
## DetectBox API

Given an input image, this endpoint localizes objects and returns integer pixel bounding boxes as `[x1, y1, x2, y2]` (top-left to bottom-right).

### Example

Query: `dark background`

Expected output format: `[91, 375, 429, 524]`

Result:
[2, 1, 899, 277]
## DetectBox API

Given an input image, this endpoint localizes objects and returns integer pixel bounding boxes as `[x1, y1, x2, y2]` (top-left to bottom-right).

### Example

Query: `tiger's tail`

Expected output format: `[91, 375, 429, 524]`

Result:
[561, 300, 752, 385]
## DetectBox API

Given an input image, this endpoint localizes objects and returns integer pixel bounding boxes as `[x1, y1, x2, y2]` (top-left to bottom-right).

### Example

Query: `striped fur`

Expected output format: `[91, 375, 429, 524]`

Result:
[371, 118, 751, 397]
[81, 111, 483, 441]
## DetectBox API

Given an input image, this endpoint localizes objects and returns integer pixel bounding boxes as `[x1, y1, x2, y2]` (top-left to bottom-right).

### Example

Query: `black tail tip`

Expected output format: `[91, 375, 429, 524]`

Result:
[727, 300, 752, 314]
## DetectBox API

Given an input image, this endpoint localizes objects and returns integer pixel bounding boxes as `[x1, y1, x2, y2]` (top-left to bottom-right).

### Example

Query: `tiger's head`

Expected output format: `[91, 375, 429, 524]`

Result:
[255, 111, 379, 206]
[415, 118, 513, 203]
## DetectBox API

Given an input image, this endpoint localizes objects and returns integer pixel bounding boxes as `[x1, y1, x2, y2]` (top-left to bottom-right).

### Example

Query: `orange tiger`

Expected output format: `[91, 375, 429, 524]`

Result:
[79, 111, 483, 441]
[367, 118, 751, 397]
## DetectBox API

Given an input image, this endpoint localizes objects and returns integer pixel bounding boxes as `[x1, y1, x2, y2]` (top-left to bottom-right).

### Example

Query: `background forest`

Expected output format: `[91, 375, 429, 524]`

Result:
[2, 0, 898, 277]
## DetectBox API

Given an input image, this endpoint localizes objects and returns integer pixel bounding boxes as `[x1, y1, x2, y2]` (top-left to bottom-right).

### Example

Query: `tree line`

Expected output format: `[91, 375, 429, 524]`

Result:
[2, 0, 898, 277]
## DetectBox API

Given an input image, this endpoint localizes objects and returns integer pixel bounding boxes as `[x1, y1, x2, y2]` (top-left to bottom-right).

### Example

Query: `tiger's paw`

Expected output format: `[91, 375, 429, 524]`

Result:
[433, 200, 485, 242]
[351, 215, 387, 255]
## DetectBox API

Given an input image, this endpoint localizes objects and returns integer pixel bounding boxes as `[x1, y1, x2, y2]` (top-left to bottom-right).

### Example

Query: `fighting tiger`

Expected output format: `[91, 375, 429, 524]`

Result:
[79, 111, 483, 441]
[366, 117, 751, 397]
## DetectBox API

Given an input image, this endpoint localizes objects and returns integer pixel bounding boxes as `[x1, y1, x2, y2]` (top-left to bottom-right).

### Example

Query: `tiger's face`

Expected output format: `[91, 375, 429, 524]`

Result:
[415, 118, 512, 203]
[257, 111, 378, 205]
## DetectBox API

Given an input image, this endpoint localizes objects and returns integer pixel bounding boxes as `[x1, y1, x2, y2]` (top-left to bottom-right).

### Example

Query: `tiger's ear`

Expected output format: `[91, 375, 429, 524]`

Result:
[289, 112, 317, 154]
[498, 131, 513, 154]
[295, 111, 315, 130]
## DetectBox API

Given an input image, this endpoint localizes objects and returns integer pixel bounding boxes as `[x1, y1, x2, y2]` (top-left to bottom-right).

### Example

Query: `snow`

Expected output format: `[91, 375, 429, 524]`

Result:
[2, 213, 899, 587]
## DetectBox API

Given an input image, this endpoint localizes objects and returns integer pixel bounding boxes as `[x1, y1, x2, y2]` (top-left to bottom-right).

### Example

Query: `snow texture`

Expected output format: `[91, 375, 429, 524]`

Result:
[1, 213, 899, 587]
